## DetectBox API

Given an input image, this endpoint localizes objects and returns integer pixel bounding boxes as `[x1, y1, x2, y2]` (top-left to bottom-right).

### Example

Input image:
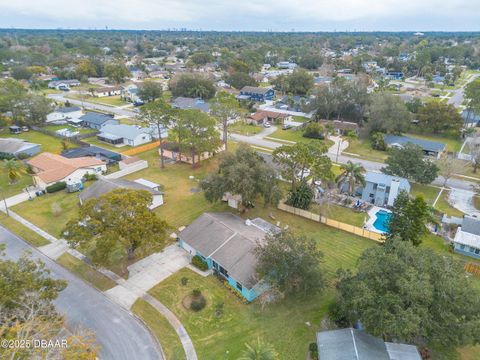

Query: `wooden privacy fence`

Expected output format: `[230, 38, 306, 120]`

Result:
[122, 141, 160, 156]
[465, 262, 480, 277]
[277, 202, 384, 242]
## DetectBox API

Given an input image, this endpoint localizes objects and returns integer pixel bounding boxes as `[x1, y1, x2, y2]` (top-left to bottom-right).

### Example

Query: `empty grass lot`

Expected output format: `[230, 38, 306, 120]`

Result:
[229, 122, 262, 136]
[57, 253, 116, 291]
[0, 212, 49, 247]
[67, 94, 128, 107]
[122, 149, 229, 230]
[268, 128, 334, 148]
[344, 138, 389, 163]
[131, 299, 185, 360]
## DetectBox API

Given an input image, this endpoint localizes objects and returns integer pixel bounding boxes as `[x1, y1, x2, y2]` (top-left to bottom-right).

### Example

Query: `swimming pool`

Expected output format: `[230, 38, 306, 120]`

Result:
[372, 210, 391, 233]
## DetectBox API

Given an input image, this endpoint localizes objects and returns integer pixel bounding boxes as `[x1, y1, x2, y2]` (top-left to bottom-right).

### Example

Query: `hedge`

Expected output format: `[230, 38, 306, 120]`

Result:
[46, 181, 66, 193]
[191, 255, 209, 271]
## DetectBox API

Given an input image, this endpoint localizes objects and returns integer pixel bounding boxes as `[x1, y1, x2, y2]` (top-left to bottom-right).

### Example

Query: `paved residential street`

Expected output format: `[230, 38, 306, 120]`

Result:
[0, 226, 163, 360]
[48, 93, 137, 118]
[448, 74, 479, 108]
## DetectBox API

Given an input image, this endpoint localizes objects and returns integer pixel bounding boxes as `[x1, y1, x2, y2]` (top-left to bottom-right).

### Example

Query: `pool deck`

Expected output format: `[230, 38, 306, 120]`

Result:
[365, 206, 391, 234]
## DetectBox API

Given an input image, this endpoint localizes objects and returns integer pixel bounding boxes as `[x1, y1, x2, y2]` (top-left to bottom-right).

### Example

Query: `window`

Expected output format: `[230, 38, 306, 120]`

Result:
[470, 247, 475, 252]
[460, 244, 466, 250]
[475, 248, 480, 255]
[236, 282, 243, 291]
[219, 266, 228, 277]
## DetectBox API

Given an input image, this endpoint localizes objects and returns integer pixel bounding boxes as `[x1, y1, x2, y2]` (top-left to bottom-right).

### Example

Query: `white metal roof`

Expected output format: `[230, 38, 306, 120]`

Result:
[453, 227, 480, 248]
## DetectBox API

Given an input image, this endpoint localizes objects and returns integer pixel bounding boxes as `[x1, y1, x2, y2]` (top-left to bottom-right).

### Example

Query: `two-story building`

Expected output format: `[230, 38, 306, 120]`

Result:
[238, 86, 275, 102]
[178, 212, 279, 302]
[360, 172, 411, 207]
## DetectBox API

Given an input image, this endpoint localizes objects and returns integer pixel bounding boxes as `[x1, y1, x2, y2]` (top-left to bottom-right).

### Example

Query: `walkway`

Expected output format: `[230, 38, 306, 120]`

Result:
[449, 188, 480, 217]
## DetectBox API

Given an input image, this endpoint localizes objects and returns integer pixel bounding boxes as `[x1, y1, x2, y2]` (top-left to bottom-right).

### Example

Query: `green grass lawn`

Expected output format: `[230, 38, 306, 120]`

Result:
[131, 299, 185, 360]
[345, 138, 388, 163]
[0, 171, 33, 198]
[123, 149, 229, 230]
[411, 183, 440, 205]
[473, 196, 480, 210]
[67, 94, 128, 107]
[311, 203, 367, 227]
[229, 122, 262, 136]
[0, 212, 49, 246]
[268, 128, 334, 148]
[12, 190, 80, 238]
[0, 130, 70, 154]
[56, 253, 116, 291]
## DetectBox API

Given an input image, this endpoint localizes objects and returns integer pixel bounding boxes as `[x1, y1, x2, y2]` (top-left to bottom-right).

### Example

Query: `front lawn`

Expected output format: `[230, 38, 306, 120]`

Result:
[131, 299, 185, 360]
[0, 170, 33, 198]
[67, 94, 128, 107]
[268, 128, 334, 148]
[0, 212, 49, 247]
[344, 138, 388, 163]
[411, 183, 440, 205]
[229, 122, 262, 136]
[0, 130, 70, 154]
[435, 190, 464, 217]
[57, 253, 116, 291]
[12, 190, 80, 238]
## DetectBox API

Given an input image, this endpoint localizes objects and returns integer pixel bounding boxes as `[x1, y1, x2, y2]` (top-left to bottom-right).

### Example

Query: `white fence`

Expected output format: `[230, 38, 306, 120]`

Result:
[104, 160, 148, 179]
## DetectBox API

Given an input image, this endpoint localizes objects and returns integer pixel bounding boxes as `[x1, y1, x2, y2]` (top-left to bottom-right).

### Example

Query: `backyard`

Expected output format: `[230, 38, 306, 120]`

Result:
[0, 130, 70, 154]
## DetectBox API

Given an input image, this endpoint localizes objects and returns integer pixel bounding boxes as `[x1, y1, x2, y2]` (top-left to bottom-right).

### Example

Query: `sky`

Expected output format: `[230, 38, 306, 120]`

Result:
[0, 0, 478, 32]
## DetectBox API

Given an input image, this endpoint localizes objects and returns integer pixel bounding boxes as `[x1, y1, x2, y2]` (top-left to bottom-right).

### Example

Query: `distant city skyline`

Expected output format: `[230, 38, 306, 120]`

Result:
[0, 0, 478, 32]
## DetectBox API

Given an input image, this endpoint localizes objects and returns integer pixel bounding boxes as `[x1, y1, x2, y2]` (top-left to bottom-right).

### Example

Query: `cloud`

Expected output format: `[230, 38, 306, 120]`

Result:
[0, 0, 478, 30]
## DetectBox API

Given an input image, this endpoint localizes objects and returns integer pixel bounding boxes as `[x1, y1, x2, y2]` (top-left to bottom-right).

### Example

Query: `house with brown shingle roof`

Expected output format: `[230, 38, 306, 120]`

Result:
[27, 152, 107, 189]
[247, 110, 291, 125]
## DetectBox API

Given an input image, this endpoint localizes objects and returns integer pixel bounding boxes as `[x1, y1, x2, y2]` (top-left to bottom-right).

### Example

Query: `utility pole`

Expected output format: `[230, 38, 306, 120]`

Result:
[335, 138, 343, 163]
[0, 187, 9, 217]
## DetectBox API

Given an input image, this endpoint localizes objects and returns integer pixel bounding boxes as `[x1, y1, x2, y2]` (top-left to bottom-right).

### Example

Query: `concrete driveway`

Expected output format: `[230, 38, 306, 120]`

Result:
[105, 245, 190, 308]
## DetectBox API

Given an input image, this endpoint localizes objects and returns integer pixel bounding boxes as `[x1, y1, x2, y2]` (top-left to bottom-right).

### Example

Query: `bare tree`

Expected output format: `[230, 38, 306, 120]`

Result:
[436, 155, 467, 187]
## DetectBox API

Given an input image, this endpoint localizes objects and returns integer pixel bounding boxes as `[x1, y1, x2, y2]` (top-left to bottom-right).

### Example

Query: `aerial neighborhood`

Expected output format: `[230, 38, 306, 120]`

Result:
[1, 23, 480, 360]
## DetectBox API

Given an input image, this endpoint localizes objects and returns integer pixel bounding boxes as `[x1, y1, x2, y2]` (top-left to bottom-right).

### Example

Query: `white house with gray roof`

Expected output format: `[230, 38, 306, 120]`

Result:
[317, 328, 421, 360]
[47, 106, 83, 123]
[453, 216, 480, 260]
[97, 124, 152, 147]
[178, 212, 279, 302]
[360, 171, 410, 207]
[0, 138, 41, 158]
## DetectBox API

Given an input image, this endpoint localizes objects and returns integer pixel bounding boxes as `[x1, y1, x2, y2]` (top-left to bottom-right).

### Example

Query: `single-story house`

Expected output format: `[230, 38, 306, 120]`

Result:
[383, 135, 446, 159]
[27, 152, 106, 189]
[0, 138, 41, 158]
[172, 97, 210, 113]
[178, 212, 279, 301]
[121, 85, 142, 103]
[91, 86, 123, 97]
[276, 61, 297, 70]
[160, 142, 224, 165]
[247, 110, 290, 125]
[46, 106, 83, 123]
[317, 328, 421, 360]
[318, 120, 359, 135]
[62, 146, 122, 164]
[275, 95, 308, 112]
[453, 216, 480, 259]
[359, 171, 411, 207]
[48, 79, 81, 90]
[238, 86, 275, 102]
[78, 178, 164, 209]
[97, 124, 152, 147]
[80, 112, 119, 130]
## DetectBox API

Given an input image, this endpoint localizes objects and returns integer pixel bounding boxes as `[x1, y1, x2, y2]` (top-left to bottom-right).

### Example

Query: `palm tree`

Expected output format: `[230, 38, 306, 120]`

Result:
[238, 338, 277, 360]
[3, 159, 23, 184]
[336, 161, 365, 195]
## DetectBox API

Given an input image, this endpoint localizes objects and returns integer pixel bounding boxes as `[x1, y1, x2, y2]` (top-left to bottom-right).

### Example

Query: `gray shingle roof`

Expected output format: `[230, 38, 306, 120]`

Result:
[0, 138, 39, 155]
[317, 328, 421, 360]
[365, 171, 410, 190]
[461, 216, 480, 236]
[240, 86, 271, 95]
[79, 178, 162, 203]
[172, 97, 210, 112]
[80, 112, 116, 126]
[99, 124, 151, 141]
[384, 135, 446, 153]
[179, 212, 278, 288]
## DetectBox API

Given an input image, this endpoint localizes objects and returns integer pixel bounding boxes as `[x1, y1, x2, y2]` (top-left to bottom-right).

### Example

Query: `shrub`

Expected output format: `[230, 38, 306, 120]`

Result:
[214, 302, 224, 317]
[83, 173, 97, 182]
[286, 181, 314, 210]
[190, 291, 206, 312]
[16, 152, 30, 160]
[192, 289, 201, 297]
[371, 132, 387, 151]
[303, 122, 325, 140]
[309, 342, 318, 360]
[46, 181, 66, 193]
[181, 277, 188, 286]
[191, 255, 209, 271]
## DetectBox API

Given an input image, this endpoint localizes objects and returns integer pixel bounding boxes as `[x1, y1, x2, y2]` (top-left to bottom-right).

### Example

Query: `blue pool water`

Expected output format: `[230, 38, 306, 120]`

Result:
[373, 210, 391, 233]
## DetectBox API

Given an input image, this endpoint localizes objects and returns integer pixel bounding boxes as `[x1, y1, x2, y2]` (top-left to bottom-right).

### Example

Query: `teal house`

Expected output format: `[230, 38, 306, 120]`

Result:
[178, 212, 278, 302]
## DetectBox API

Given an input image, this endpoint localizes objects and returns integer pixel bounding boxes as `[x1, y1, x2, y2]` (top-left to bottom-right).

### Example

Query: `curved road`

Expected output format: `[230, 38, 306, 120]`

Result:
[0, 226, 163, 360]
